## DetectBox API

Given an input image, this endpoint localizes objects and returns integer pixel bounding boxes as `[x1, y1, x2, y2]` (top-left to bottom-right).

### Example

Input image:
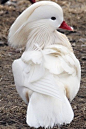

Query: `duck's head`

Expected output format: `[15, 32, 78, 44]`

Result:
[8, 1, 73, 49]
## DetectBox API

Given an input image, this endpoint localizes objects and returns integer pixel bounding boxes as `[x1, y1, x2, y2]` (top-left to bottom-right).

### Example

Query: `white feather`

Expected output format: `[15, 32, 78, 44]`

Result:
[12, 58, 74, 127]
[27, 93, 74, 128]
[12, 44, 80, 127]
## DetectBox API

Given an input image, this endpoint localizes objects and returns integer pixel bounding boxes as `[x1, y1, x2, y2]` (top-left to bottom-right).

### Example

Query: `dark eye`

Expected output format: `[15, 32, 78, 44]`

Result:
[51, 17, 56, 20]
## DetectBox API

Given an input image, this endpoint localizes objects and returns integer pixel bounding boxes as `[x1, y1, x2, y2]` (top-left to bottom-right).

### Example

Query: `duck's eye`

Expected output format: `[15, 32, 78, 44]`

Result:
[51, 17, 56, 20]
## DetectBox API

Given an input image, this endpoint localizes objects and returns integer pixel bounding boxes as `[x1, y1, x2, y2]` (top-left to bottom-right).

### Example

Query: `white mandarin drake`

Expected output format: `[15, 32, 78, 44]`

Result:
[8, 1, 81, 128]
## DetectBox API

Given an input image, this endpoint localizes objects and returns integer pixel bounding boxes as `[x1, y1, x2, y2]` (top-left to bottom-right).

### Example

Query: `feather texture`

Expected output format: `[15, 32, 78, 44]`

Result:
[12, 44, 80, 127]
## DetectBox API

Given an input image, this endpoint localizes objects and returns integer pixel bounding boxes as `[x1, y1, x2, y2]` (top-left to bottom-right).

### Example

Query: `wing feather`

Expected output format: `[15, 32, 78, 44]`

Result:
[24, 73, 64, 100]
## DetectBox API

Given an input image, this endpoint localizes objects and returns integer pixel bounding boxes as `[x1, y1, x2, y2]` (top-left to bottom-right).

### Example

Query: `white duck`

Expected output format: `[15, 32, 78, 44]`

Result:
[8, 1, 81, 128]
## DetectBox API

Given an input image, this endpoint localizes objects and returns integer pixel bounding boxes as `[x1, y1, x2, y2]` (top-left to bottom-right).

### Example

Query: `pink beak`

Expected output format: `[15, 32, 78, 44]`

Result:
[59, 21, 73, 31]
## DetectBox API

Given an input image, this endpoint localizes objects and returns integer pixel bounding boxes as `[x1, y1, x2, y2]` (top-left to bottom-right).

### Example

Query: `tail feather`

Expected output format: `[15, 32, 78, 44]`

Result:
[26, 93, 74, 128]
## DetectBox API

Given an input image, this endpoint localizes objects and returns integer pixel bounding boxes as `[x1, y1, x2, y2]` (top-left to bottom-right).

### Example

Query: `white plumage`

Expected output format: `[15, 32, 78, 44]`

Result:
[8, 1, 81, 128]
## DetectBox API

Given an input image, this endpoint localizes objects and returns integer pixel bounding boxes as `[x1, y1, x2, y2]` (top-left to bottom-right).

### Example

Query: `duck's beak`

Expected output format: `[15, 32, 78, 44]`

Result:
[29, 0, 35, 4]
[59, 21, 73, 31]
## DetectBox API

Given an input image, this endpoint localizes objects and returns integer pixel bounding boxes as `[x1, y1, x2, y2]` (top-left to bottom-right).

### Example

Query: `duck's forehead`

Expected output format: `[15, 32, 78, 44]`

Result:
[28, 4, 63, 21]
[37, 4, 62, 13]
[33, 1, 62, 10]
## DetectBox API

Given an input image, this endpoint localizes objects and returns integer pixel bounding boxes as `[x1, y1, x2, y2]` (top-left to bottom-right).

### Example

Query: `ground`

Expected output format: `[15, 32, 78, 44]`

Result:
[0, 0, 86, 129]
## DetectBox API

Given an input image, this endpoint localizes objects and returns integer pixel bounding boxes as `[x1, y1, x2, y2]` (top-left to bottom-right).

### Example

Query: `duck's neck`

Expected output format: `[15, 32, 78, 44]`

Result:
[54, 31, 73, 51]
[26, 24, 72, 51]
[26, 24, 54, 50]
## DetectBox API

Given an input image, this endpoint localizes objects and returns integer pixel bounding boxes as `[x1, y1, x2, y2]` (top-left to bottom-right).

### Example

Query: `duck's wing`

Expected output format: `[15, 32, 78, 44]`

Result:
[44, 45, 81, 78]
[12, 49, 66, 102]
[43, 45, 81, 101]
[12, 59, 64, 102]
[12, 45, 81, 101]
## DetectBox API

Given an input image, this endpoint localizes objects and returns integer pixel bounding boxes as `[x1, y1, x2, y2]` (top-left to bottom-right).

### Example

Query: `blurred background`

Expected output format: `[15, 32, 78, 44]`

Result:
[0, 0, 86, 128]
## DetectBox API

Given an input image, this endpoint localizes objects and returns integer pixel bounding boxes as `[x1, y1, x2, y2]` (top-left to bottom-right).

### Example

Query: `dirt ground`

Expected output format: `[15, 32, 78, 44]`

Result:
[0, 0, 86, 129]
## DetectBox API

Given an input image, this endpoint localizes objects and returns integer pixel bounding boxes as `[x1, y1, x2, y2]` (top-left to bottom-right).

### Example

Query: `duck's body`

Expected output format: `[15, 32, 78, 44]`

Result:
[9, 1, 81, 128]
[12, 44, 80, 128]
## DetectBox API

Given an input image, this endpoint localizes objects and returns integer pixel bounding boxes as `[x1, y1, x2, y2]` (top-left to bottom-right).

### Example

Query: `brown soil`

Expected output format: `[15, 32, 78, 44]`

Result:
[0, 0, 86, 129]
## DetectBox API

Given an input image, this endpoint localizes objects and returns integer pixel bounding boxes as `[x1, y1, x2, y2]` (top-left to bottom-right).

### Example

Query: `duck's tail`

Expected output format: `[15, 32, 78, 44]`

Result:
[26, 92, 74, 128]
